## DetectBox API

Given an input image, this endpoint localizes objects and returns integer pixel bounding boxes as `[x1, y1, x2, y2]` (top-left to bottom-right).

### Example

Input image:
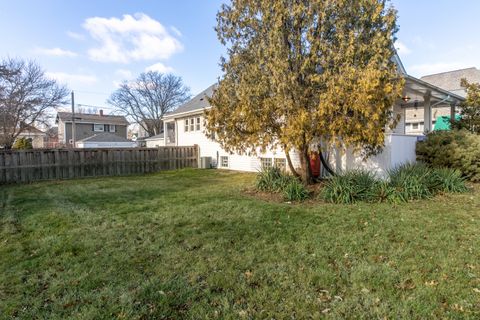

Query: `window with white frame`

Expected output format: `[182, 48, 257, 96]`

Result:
[196, 117, 201, 131]
[220, 156, 229, 168]
[109, 125, 116, 133]
[93, 124, 104, 132]
[189, 118, 194, 131]
[260, 157, 272, 168]
[184, 118, 189, 132]
[274, 158, 286, 170]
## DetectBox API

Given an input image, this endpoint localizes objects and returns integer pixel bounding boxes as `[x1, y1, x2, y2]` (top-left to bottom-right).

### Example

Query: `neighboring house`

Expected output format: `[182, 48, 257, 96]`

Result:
[15, 126, 47, 148]
[76, 132, 137, 148]
[404, 67, 480, 134]
[56, 110, 129, 147]
[138, 119, 164, 138]
[144, 133, 165, 148]
[158, 54, 464, 176]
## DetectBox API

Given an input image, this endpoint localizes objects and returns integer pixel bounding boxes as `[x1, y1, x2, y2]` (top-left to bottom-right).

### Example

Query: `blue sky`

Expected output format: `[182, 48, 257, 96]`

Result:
[1, 0, 479, 111]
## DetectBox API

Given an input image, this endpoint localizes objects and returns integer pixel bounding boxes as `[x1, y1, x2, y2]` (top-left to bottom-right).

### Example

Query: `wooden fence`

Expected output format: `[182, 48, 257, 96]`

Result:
[0, 146, 199, 184]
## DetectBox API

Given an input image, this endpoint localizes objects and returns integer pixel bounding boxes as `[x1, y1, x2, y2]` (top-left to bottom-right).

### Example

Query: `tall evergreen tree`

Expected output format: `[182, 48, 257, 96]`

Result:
[207, 0, 404, 182]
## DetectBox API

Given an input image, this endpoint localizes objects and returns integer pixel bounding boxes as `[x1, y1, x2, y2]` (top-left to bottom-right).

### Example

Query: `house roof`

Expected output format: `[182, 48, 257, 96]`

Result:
[56, 112, 129, 125]
[144, 133, 165, 140]
[77, 132, 132, 143]
[165, 84, 216, 118]
[420, 67, 480, 98]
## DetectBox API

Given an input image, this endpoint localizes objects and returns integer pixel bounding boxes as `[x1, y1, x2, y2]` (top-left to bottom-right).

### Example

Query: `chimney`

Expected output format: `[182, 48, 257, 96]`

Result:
[99, 109, 104, 116]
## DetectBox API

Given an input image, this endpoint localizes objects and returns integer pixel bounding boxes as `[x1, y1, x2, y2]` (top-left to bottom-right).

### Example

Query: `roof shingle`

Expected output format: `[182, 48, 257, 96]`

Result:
[420, 67, 480, 98]
[56, 112, 129, 125]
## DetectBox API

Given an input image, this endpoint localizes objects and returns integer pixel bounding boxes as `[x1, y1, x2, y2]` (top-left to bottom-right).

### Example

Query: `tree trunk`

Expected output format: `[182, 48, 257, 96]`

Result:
[285, 149, 300, 178]
[299, 145, 314, 184]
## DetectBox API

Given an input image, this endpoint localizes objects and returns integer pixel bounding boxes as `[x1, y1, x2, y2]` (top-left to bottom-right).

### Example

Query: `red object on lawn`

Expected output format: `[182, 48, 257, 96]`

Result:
[309, 152, 321, 178]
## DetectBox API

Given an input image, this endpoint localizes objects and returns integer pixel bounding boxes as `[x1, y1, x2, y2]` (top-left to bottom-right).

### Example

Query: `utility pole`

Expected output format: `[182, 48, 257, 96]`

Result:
[71, 91, 76, 148]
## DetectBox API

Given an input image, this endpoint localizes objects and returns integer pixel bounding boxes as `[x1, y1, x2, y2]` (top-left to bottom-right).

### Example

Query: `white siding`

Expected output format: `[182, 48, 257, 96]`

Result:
[145, 138, 165, 148]
[328, 134, 419, 178]
[174, 113, 301, 172]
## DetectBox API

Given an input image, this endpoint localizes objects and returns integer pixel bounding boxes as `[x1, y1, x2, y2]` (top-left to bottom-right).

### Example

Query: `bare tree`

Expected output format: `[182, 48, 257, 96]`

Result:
[0, 58, 69, 148]
[108, 72, 190, 137]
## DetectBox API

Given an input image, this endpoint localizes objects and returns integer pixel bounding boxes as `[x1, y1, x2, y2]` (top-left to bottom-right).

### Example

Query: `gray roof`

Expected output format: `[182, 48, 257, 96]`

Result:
[77, 133, 132, 143]
[57, 112, 129, 125]
[420, 67, 480, 98]
[144, 133, 165, 140]
[167, 84, 216, 116]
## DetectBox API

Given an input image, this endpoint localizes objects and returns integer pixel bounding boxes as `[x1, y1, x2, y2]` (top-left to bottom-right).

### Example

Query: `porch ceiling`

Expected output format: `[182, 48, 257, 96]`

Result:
[401, 75, 465, 106]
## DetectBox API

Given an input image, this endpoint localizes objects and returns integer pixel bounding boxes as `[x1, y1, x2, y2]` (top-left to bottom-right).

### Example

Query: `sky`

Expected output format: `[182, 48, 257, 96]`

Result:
[0, 0, 479, 113]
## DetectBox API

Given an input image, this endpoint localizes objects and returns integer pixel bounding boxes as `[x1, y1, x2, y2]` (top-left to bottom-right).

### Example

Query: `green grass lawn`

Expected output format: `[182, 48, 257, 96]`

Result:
[1, 169, 480, 319]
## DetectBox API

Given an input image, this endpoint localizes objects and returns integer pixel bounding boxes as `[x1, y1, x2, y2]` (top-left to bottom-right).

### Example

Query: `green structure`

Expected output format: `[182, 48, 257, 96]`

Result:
[433, 115, 461, 131]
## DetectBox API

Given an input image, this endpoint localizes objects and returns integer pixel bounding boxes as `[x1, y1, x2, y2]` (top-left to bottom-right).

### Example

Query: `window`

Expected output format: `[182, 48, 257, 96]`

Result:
[93, 124, 104, 132]
[109, 125, 116, 133]
[274, 158, 286, 170]
[260, 157, 272, 168]
[196, 117, 201, 131]
[220, 156, 229, 168]
[190, 118, 194, 131]
[412, 123, 419, 130]
[184, 119, 189, 132]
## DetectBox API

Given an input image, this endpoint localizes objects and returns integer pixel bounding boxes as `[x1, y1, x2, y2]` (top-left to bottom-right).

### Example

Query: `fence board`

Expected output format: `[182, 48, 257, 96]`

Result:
[0, 146, 198, 184]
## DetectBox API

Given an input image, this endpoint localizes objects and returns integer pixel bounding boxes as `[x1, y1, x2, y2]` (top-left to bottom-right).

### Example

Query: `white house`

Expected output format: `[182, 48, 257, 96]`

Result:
[160, 55, 464, 176]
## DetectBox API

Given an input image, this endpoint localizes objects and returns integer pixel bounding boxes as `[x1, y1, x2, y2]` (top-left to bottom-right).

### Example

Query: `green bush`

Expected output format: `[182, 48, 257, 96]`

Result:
[416, 130, 480, 182]
[321, 170, 380, 204]
[387, 163, 436, 201]
[283, 179, 309, 201]
[12, 137, 33, 149]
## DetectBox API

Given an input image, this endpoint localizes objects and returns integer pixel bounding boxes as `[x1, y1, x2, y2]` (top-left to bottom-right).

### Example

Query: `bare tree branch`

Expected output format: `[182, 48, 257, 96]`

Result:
[108, 72, 190, 136]
[0, 58, 69, 148]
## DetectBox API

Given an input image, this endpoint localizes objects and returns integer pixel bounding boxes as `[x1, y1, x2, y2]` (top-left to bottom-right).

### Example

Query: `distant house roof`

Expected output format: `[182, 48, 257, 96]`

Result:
[420, 67, 480, 98]
[144, 133, 165, 140]
[56, 112, 129, 125]
[165, 84, 216, 118]
[77, 132, 132, 143]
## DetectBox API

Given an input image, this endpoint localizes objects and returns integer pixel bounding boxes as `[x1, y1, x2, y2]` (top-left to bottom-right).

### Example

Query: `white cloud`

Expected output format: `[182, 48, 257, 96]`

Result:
[115, 69, 133, 79]
[35, 47, 78, 57]
[145, 62, 174, 73]
[83, 13, 183, 63]
[409, 62, 472, 77]
[46, 72, 98, 85]
[66, 31, 85, 41]
[395, 41, 411, 55]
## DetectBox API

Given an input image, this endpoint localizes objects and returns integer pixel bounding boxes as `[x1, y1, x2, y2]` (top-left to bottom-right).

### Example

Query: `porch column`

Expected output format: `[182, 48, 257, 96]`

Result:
[450, 103, 456, 124]
[423, 91, 432, 133]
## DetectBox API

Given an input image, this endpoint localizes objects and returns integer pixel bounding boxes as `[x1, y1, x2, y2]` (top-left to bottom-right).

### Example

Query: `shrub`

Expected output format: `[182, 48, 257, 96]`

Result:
[283, 179, 309, 201]
[321, 170, 380, 204]
[416, 130, 480, 182]
[387, 163, 436, 201]
[431, 168, 468, 193]
[12, 137, 33, 149]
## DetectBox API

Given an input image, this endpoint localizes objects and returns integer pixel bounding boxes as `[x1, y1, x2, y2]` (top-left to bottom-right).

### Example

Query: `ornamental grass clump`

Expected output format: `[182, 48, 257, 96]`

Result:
[387, 163, 436, 202]
[431, 168, 468, 193]
[256, 166, 309, 201]
[321, 170, 380, 204]
[283, 179, 309, 202]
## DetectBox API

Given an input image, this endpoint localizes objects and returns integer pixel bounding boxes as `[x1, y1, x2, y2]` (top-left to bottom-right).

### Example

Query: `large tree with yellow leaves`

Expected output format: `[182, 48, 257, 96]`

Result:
[207, 0, 404, 183]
